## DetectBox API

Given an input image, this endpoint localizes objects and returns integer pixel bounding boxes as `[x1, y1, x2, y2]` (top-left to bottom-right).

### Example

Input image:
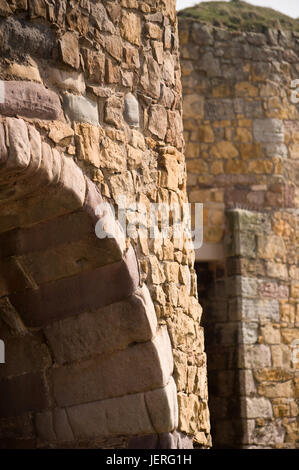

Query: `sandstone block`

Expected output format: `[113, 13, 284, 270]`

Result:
[35, 408, 74, 443]
[205, 99, 235, 120]
[198, 52, 220, 77]
[63, 93, 99, 125]
[261, 324, 281, 344]
[0, 333, 51, 379]
[120, 11, 141, 46]
[5, 63, 42, 82]
[0, 17, 55, 59]
[105, 35, 123, 62]
[148, 105, 168, 140]
[124, 93, 139, 127]
[0, 372, 49, 418]
[0, 81, 61, 120]
[82, 48, 105, 82]
[239, 370, 256, 396]
[253, 119, 284, 143]
[140, 57, 161, 99]
[166, 110, 184, 150]
[257, 234, 286, 260]
[10, 244, 139, 327]
[90, 2, 115, 34]
[45, 284, 157, 364]
[241, 298, 280, 323]
[59, 32, 80, 69]
[45, 68, 86, 94]
[0, 414, 34, 440]
[240, 322, 259, 344]
[240, 344, 272, 368]
[127, 145, 143, 169]
[258, 381, 294, 399]
[177, 393, 200, 435]
[145, 377, 178, 433]
[74, 123, 101, 167]
[4, 117, 30, 174]
[242, 397, 273, 419]
[67, 392, 154, 439]
[105, 59, 120, 84]
[210, 141, 238, 159]
[104, 94, 123, 129]
[183, 94, 204, 119]
[246, 420, 285, 446]
[48, 122, 74, 145]
[271, 344, 291, 368]
[51, 326, 173, 407]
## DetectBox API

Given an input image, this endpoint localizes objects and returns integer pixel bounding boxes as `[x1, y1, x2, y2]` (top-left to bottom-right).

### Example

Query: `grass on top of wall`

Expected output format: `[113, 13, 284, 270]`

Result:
[177, 1, 299, 33]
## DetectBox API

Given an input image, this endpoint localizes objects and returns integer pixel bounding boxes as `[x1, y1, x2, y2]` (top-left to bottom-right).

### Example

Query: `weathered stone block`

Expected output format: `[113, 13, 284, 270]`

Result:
[0, 414, 34, 440]
[198, 52, 221, 77]
[104, 94, 123, 129]
[260, 324, 281, 344]
[63, 93, 99, 125]
[145, 377, 178, 433]
[240, 322, 259, 344]
[0, 257, 33, 297]
[5, 63, 42, 82]
[67, 391, 154, 439]
[140, 57, 161, 99]
[45, 68, 86, 94]
[0, 333, 51, 379]
[120, 11, 141, 45]
[35, 408, 74, 443]
[246, 420, 285, 446]
[241, 298, 280, 323]
[241, 397, 273, 419]
[0, 17, 55, 59]
[183, 94, 204, 119]
[148, 105, 168, 140]
[0, 372, 49, 418]
[45, 284, 157, 364]
[90, 2, 115, 34]
[124, 93, 139, 127]
[240, 344, 272, 369]
[258, 381, 294, 399]
[82, 48, 105, 82]
[59, 32, 80, 69]
[253, 119, 284, 143]
[239, 370, 256, 396]
[0, 81, 61, 120]
[51, 326, 173, 407]
[10, 245, 139, 327]
[104, 35, 123, 62]
[205, 99, 235, 120]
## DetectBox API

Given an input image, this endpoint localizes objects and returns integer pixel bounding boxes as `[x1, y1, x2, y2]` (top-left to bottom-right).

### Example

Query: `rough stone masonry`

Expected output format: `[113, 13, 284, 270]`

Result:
[179, 17, 299, 448]
[0, 0, 210, 449]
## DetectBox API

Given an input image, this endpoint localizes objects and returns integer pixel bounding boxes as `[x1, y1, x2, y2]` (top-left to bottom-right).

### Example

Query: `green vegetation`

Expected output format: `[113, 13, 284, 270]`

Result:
[177, 1, 299, 33]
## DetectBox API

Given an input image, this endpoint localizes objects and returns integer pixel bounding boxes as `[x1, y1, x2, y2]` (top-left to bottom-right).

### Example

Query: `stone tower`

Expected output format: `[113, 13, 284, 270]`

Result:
[179, 16, 299, 448]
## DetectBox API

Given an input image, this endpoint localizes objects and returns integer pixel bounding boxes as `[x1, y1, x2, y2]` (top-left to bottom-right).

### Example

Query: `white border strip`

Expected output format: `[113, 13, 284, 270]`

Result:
[0, 80, 5, 104]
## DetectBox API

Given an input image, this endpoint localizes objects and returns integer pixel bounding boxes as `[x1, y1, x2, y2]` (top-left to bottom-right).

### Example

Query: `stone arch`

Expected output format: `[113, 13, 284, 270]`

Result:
[0, 88, 178, 447]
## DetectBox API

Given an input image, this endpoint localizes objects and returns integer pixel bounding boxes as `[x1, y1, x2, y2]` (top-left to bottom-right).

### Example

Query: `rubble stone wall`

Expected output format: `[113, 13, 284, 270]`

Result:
[0, 1, 211, 449]
[179, 18, 299, 448]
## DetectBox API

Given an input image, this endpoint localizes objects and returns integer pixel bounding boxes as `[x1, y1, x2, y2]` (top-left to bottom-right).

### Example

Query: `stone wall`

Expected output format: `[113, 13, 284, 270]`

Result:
[0, 1, 210, 448]
[179, 18, 299, 448]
